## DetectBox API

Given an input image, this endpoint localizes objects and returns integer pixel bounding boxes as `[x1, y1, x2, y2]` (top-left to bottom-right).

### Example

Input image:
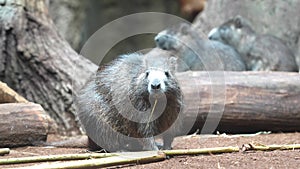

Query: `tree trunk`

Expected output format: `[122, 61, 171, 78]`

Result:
[0, 0, 98, 135]
[0, 103, 54, 147]
[177, 71, 300, 134]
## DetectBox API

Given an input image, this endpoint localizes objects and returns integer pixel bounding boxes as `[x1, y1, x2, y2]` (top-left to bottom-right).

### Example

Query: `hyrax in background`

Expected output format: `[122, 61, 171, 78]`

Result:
[208, 15, 298, 72]
[155, 23, 246, 72]
[76, 48, 183, 152]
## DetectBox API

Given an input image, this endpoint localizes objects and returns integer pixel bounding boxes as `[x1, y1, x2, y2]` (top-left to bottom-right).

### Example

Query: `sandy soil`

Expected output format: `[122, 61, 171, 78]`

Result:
[0, 132, 299, 168]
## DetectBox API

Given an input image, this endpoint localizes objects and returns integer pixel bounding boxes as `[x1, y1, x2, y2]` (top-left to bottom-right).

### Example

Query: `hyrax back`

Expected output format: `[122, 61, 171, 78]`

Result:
[155, 23, 246, 72]
[76, 51, 183, 152]
[208, 15, 298, 71]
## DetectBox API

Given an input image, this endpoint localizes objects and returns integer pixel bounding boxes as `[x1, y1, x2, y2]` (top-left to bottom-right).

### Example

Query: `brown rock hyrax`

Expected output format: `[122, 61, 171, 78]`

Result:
[208, 15, 298, 71]
[155, 23, 246, 72]
[76, 50, 183, 152]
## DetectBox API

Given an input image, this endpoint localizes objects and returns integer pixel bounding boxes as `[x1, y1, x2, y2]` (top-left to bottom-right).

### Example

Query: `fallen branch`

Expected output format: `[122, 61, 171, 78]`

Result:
[242, 143, 300, 152]
[14, 152, 166, 169]
[162, 146, 239, 156]
[0, 148, 10, 156]
[3, 144, 300, 168]
[0, 153, 117, 165]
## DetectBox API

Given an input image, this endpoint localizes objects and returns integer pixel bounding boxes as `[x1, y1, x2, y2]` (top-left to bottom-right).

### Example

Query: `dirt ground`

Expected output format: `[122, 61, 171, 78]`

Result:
[0, 132, 299, 169]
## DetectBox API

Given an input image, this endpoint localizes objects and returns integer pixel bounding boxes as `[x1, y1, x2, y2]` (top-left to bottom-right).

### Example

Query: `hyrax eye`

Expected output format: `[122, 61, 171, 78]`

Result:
[145, 71, 150, 77]
[165, 71, 170, 77]
[220, 26, 227, 31]
[234, 17, 242, 28]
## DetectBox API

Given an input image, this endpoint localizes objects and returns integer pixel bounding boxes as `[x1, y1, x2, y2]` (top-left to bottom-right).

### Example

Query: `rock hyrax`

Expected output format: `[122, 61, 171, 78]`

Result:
[208, 15, 298, 71]
[155, 23, 246, 72]
[76, 50, 183, 152]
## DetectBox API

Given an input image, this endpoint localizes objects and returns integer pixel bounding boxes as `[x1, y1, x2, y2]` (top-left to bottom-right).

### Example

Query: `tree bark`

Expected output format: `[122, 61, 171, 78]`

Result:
[0, 103, 54, 147]
[177, 71, 300, 134]
[0, 0, 98, 135]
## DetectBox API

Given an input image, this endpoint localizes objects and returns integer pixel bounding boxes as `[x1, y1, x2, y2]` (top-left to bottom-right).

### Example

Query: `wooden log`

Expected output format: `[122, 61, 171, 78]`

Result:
[0, 81, 28, 103]
[0, 103, 54, 147]
[176, 71, 300, 134]
[0, 148, 10, 156]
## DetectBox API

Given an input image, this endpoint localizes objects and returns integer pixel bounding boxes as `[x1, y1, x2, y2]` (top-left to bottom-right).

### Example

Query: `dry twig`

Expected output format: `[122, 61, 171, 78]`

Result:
[0, 148, 10, 156]
[163, 146, 240, 156]
[241, 143, 300, 152]
[2, 144, 300, 168]
[0, 153, 117, 165]
[13, 152, 165, 169]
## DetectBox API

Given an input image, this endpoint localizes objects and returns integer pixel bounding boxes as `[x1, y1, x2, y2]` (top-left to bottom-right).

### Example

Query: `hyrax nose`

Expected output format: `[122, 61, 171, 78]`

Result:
[151, 83, 161, 90]
[154, 36, 160, 42]
[151, 79, 161, 90]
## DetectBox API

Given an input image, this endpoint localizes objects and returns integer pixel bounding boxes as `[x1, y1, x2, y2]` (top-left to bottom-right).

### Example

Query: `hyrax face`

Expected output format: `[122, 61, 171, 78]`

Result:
[134, 55, 178, 98]
[208, 16, 250, 47]
[136, 68, 170, 96]
[155, 23, 191, 51]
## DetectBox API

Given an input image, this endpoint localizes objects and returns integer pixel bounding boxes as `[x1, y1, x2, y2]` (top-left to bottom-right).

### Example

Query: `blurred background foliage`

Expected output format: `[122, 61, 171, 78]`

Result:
[48, 0, 186, 64]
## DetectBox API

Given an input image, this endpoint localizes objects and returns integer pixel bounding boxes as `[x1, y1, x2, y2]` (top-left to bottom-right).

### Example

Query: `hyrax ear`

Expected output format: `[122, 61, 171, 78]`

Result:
[234, 15, 243, 28]
[142, 53, 149, 68]
[168, 56, 178, 72]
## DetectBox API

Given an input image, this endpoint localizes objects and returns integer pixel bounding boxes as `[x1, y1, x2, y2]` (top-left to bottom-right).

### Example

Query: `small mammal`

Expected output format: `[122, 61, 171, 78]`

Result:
[208, 15, 298, 71]
[76, 49, 183, 152]
[155, 23, 246, 72]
